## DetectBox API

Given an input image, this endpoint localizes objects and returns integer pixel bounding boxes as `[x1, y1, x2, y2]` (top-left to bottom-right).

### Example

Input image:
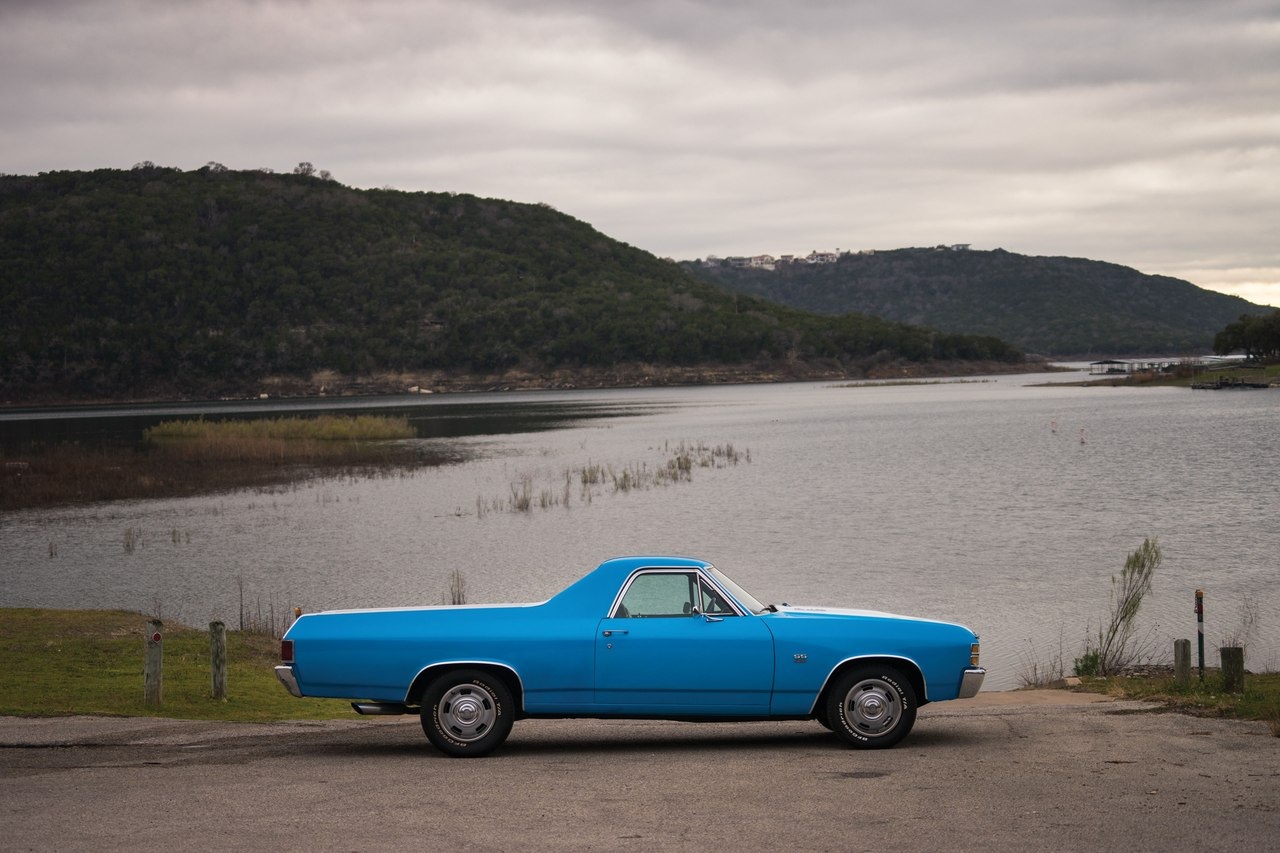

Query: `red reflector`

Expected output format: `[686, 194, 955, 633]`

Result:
[280, 640, 294, 663]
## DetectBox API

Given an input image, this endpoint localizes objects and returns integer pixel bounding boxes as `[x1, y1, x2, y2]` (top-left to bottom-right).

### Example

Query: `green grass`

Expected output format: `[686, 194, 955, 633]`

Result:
[145, 414, 416, 443]
[0, 608, 353, 721]
[1077, 672, 1280, 735]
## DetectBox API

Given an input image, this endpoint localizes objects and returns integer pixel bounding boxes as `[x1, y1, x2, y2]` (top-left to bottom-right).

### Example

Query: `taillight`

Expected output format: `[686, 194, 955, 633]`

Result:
[281, 639, 294, 663]
[970, 642, 981, 667]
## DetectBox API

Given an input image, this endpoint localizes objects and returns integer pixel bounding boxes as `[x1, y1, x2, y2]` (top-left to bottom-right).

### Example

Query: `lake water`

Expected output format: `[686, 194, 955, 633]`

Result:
[3, 368, 1278, 691]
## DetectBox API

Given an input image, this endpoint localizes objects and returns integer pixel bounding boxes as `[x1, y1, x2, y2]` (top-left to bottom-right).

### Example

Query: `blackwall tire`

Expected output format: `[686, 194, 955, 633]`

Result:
[825, 665, 916, 749]
[420, 669, 514, 758]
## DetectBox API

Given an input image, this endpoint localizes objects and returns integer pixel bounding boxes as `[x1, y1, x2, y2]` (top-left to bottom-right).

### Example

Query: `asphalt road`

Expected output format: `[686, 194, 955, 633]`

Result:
[2, 692, 1277, 852]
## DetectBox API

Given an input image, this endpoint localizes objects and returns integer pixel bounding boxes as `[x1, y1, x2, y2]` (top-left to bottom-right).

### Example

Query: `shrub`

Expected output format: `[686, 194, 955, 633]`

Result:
[1091, 537, 1162, 675]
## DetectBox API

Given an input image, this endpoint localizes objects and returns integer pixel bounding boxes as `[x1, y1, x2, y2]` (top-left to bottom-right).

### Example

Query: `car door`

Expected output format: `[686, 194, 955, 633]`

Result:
[594, 569, 774, 713]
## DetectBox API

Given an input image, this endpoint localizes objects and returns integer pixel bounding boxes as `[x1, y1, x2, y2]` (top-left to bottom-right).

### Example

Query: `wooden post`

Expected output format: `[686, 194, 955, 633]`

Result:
[1173, 639, 1191, 686]
[144, 620, 163, 706]
[210, 621, 227, 701]
[1220, 646, 1245, 694]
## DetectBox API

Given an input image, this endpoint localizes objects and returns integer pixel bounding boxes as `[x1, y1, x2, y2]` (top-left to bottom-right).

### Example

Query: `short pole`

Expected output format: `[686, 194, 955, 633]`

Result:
[1195, 589, 1205, 682]
[144, 620, 163, 706]
[210, 621, 227, 700]
[1173, 639, 1191, 686]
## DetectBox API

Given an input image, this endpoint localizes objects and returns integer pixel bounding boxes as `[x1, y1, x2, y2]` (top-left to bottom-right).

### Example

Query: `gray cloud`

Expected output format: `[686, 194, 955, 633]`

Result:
[2, 0, 1277, 306]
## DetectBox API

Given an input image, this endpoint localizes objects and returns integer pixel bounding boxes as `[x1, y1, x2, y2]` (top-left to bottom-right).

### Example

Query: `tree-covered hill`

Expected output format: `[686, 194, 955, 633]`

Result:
[683, 248, 1268, 356]
[0, 167, 1023, 402]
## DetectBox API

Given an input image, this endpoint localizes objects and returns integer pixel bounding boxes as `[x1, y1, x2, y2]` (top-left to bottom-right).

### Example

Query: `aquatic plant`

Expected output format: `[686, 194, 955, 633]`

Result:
[475, 440, 751, 518]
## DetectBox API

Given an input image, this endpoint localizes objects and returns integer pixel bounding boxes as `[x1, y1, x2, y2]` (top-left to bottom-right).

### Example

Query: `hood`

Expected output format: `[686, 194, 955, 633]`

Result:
[777, 604, 969, 630]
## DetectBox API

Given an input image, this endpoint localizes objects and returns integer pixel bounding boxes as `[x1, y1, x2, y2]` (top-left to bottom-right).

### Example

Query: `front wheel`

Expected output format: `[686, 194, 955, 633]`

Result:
[825, 665, 916, 749]
[420, 669, 514, 757]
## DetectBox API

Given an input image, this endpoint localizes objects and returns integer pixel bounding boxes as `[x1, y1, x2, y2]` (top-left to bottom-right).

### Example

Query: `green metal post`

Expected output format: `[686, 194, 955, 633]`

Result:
[1195, 589, 1205, 682]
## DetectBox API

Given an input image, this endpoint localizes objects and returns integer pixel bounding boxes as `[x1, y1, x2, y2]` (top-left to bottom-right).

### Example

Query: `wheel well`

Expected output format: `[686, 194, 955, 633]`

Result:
[407, 663, 525, 714]
[818, 657, 928, 710]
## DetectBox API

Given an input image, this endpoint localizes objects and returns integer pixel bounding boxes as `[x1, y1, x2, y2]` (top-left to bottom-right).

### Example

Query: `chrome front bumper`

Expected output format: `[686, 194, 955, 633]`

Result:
[958, 667, 986, 699]
[275, 665, 303, 698]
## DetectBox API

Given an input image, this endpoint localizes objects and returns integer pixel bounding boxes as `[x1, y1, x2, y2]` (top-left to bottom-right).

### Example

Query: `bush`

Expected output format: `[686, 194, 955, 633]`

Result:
[1073, 648, 1101, 678]
[1091, 537, 1162, 675]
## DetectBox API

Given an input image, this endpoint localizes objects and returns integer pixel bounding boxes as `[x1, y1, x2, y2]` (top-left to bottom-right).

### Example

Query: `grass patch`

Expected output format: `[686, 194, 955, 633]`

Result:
[145, 414, 415, 444]
[1, 415, 451, 511]
[1076, 672, 1280, 734]
[0, 608, 353, 721]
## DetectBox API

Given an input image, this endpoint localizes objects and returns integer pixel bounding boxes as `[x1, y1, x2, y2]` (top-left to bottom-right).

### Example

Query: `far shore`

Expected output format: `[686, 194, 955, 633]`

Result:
[1, 358, 1064, 409]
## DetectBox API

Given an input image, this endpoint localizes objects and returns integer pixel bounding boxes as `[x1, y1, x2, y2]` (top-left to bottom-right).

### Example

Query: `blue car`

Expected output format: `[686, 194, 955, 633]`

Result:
[276, 556, 984, 756]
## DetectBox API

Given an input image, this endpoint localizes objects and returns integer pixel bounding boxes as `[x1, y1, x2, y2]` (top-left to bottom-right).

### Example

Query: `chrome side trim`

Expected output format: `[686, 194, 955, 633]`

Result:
[957, 667, 986, 699]
[274, 665, 302, 698]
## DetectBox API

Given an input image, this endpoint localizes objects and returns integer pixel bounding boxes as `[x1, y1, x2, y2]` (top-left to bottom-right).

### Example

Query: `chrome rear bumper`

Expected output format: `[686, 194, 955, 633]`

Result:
[958, 667, 986, 699]
[275, 665, 302, 698]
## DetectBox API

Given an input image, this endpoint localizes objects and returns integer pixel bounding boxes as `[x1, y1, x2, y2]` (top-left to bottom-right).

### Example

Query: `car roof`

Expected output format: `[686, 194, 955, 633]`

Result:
[547, 556, 712, 609]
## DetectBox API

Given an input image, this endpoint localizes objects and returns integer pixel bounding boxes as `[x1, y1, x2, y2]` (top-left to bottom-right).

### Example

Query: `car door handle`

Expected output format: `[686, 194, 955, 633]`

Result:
[602, 629, 628, 637]
[703, 615, 723, 623]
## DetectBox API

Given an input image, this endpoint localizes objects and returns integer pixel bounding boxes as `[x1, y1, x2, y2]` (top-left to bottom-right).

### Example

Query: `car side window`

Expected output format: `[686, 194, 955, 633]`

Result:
[698, 579, 736, 615]
[616, 572, 697, 618]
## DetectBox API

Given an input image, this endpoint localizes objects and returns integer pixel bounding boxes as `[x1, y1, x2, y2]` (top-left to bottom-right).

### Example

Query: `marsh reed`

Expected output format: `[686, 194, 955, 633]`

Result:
[475, 440, 750, 516]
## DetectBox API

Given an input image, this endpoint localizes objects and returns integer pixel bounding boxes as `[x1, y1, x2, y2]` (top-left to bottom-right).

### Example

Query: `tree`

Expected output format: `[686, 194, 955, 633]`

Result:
[1214, 310, 1280, 360]
[293, 162, 316, 177]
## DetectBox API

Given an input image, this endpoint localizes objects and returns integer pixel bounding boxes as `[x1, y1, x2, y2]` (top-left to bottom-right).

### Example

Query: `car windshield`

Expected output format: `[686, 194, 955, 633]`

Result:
[707, 566, 769, 615]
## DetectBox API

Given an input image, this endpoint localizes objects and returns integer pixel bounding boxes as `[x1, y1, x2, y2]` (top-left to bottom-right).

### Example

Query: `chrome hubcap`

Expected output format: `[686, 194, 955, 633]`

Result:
[845, 678, 901, 737]
[439, 684, 495, 741]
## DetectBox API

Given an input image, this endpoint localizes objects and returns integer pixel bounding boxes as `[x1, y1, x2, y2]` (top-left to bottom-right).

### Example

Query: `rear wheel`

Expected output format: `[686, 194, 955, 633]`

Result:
[825, 665, 916, 749]
[420, 669, 514, 757]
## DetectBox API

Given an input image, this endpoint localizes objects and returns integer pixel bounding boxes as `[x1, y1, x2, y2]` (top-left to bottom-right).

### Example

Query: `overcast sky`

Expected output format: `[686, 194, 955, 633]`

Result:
[3, 0, 1277, 307]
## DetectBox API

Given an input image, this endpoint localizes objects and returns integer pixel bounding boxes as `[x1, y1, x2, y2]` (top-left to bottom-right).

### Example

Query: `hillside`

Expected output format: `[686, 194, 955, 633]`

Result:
[0, 167, 1024, 402]
[683, 248, 1268, 356]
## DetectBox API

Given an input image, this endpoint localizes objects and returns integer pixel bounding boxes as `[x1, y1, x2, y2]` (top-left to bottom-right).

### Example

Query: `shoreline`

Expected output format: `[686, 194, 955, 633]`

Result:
[1, 358, 1061, 410]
